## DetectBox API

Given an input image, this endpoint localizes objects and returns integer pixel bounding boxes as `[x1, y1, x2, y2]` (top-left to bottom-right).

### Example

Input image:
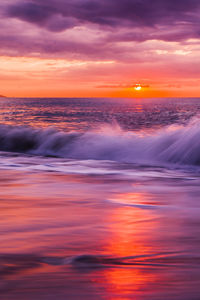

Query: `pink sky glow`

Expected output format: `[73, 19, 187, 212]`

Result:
[0, 0, 200, 97]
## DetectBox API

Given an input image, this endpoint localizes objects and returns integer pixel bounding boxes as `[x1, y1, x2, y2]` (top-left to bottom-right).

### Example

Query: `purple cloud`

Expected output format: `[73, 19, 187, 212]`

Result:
[7, 2, 55, 24]
[0, 0, 199, 62]
[5, 0, 200, 31]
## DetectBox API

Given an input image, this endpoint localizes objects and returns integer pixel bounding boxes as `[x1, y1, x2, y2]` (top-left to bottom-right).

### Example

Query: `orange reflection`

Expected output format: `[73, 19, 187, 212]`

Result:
[102, 192, 160, 298]
[109, 192, 159, 208]
[135, 104, 143, 112]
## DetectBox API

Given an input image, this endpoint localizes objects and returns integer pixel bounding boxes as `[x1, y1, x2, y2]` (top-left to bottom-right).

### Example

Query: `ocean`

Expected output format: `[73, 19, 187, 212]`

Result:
[1, 97, 200, 299]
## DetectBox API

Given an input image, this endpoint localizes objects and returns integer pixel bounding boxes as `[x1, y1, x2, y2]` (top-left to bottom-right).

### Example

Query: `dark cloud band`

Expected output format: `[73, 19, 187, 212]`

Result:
[0, 0, 200, 59]
[6, 0, 200, 31]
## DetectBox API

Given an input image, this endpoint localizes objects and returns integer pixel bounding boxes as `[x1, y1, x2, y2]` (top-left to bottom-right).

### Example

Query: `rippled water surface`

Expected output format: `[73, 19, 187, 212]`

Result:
[1, 97, 200, 131]
[0, 97, 200, 299]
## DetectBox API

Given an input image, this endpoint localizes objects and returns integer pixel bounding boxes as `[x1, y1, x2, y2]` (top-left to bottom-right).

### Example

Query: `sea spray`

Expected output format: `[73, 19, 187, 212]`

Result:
[0, 118, 200, 166]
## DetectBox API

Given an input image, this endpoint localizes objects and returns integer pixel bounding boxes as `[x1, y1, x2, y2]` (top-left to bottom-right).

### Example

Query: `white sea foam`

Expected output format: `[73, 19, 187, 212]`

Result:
[0, 118, 200, 166]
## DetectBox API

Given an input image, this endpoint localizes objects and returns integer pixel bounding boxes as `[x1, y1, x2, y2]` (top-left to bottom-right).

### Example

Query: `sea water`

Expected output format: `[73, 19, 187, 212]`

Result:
[0, 97, 200, 299]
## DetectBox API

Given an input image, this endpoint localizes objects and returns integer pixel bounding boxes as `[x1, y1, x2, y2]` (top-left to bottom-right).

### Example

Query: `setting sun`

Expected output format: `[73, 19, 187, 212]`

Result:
[134, 84, 142, 91]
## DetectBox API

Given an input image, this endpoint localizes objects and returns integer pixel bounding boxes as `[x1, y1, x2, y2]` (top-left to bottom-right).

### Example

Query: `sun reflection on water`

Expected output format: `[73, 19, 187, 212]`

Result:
[101, 192, 160, 298]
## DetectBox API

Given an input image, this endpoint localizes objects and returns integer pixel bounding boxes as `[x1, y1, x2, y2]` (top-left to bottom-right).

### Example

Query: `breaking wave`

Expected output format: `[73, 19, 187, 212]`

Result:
[0, 119, 200, 166]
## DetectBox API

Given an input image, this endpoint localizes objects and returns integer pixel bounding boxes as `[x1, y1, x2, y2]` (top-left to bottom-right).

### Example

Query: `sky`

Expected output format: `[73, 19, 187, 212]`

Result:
[0, 0, 200, 97]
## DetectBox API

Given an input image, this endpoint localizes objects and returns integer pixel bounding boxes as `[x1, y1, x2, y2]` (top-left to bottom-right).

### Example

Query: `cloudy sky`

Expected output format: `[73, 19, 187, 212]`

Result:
[0, 0, 200, 97]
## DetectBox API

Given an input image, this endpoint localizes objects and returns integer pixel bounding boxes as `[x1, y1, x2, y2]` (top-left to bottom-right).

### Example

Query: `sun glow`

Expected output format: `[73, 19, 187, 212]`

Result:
[134, 84, 142, 91]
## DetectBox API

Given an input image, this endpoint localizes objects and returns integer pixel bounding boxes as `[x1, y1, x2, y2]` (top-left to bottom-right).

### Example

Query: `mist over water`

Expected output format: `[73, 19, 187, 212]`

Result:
[1, 97, 200, 299]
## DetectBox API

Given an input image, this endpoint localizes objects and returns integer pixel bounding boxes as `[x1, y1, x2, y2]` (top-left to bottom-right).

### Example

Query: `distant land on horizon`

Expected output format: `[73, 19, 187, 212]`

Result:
[0, 95, 6, 98]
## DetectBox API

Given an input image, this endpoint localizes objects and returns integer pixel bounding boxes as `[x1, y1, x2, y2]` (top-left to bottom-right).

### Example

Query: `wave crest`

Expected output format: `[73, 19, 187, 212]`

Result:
[0, 119, 200, 166]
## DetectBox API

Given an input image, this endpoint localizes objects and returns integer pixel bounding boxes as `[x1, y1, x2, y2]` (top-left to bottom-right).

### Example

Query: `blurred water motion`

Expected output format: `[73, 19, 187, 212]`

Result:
[0, 166, 200, 299]
[0, 97, 200, 299]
